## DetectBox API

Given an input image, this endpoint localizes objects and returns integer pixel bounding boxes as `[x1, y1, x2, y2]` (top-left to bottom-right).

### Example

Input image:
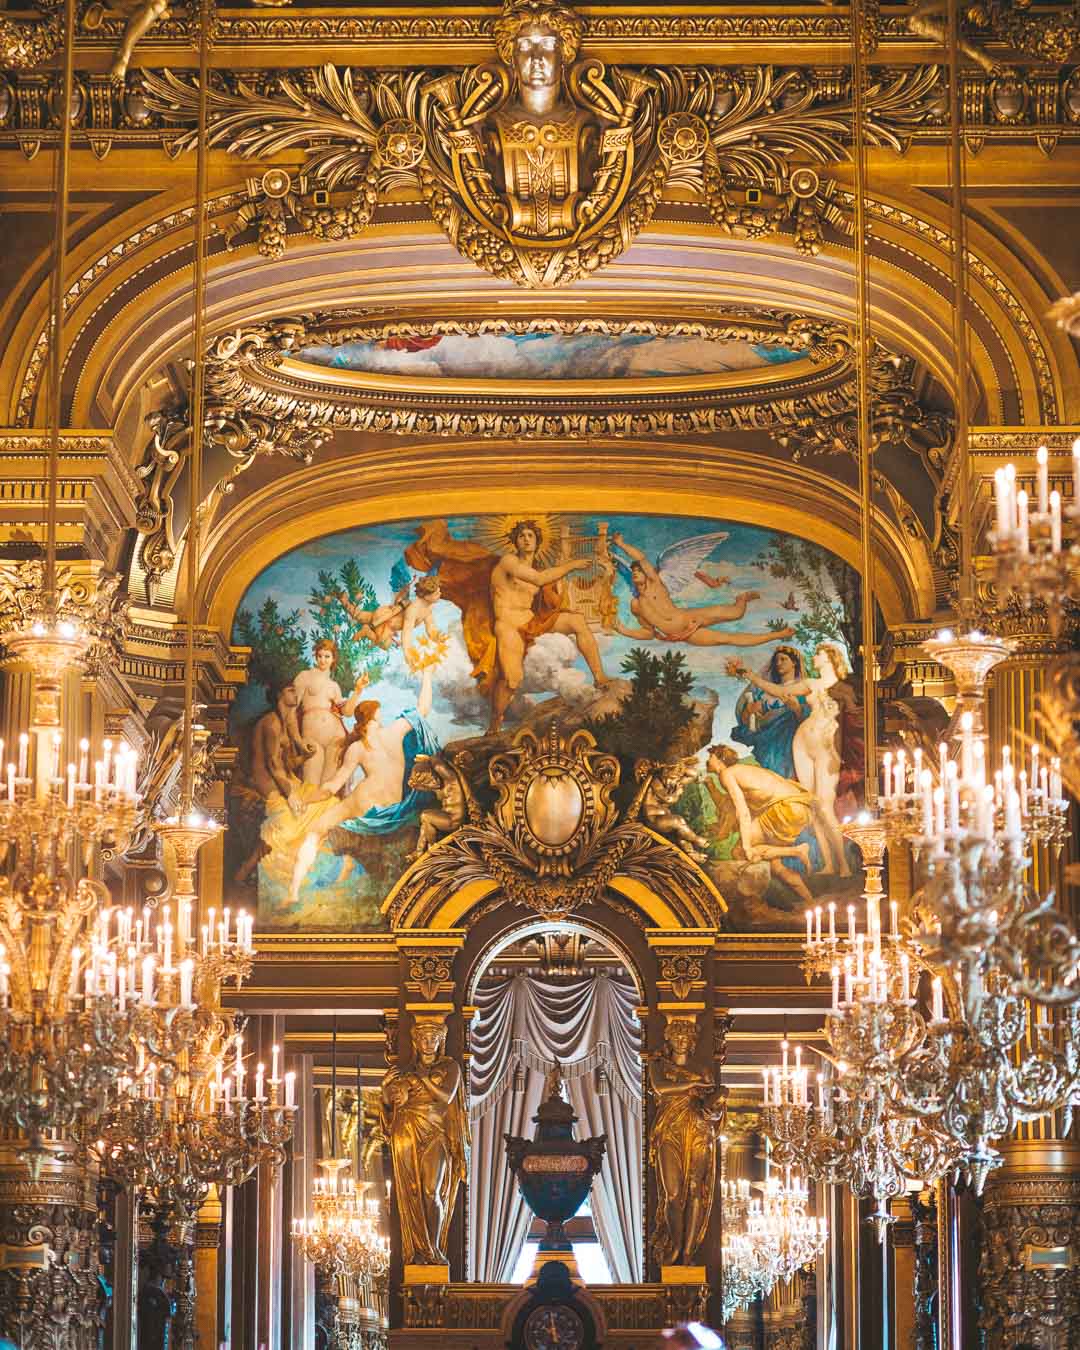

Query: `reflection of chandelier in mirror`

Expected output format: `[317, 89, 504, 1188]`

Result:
[719, 1141, 827, 1317]
[292, 1023, 390, 1286]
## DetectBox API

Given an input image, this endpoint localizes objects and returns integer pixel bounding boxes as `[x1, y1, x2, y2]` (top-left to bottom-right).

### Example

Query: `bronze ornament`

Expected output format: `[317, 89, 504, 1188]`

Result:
[383, 723, 725, 929]
[132, 44, 946, 285]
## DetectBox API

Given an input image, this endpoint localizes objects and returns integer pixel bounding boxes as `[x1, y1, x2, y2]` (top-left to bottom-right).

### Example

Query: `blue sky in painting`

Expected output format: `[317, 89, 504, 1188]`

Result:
[232, 513, 849, 746]
[296, 331, 804, 381]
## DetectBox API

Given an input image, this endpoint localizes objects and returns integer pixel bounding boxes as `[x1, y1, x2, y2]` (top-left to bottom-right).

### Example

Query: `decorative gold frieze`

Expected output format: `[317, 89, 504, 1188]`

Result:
[134, 36, 945, 285]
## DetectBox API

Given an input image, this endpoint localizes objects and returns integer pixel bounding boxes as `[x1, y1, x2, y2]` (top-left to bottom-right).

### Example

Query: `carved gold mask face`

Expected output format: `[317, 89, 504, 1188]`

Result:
[513, 24, 562, 91]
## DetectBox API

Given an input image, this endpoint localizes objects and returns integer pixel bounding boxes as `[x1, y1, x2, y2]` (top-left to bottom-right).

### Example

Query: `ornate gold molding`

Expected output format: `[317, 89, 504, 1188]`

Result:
[131, 55, 945, 285]
[197, 309, 949, 469]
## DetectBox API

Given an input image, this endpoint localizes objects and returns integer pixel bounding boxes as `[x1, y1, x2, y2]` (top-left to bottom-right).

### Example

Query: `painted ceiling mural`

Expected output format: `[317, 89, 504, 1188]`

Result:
[295, 332, 806, 381]
[227, 512, 865, 933]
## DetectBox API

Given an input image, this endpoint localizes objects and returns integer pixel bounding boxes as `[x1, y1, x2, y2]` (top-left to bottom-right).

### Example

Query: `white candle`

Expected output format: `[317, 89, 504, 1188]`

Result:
[806, 909, 813, 945]
[815, 906, 822, 945]
[932, 976, 944, 1023]
[1037, 445, 1049, 515]
[78, 738, 89, 785]
[1018, 489, 1030, 553]
[222, 907, 230, 944]
[255, 1062, 265, 1102]
[66, 763, 75, 808]
[847, 904, 856, 944]
[118, 965, 127, 1013]
[994, 467, 1010, 537]
[1051, 489, 1063, 552]
[882, 751, 892, 801]
[271, 1043, 280, 1084]
[831, 965, 840, 1010]
[828, 902, 836, 942]
[285, 1070, 296, 1108]
[224, 1076, 233, 1114]
[890, 900, 899, 938]
[817, 1073, 825, 1112]
[180, 958, 194, 1008]
[141, 956, 155, 1006]
[17, 733, 28, 780]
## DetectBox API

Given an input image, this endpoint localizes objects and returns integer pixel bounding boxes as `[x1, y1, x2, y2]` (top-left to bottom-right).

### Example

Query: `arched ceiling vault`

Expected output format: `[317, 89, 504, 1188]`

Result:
[0, 166, 1071, 433]
[193, 440, 937, 633]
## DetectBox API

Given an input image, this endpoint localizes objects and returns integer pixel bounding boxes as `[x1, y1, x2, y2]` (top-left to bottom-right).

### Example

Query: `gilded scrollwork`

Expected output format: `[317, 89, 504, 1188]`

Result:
[133, 0, 946, 286]
[384, 721, 725, 927]
[200, 309, 945, 466]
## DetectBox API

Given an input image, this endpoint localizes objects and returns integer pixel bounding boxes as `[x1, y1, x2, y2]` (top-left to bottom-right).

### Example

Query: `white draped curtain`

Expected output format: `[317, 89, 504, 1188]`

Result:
[467, 972, 643, 1284]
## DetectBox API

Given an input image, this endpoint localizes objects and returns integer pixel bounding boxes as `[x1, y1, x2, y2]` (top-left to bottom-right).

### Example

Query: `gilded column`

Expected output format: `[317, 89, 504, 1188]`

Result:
[194, 1186, 223, 1350]
[910, 1188, 938, 1350]
[979, 1140, 1080, 1349]
[0, 1139, 105, 1349]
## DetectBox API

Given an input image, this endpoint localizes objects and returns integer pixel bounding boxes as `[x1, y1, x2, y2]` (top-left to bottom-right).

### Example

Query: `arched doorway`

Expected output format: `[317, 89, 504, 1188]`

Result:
[465, 920, 645, 1285]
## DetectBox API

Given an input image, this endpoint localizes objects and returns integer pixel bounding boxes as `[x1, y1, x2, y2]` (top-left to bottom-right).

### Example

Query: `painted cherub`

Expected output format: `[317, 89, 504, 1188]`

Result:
[637, 757, 710, 861]
[324, 576, 443, 664]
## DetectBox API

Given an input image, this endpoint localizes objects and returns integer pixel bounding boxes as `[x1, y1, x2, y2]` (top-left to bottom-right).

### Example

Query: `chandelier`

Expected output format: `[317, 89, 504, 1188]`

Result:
[292, 1023, 389, 1285]
[95, 823, 295, 1216]
[720, 1140, 827, 1317]
[292, 1163, 390, 1282]
[0, 573, 148, 1175]
[990, 445, 1080, 628]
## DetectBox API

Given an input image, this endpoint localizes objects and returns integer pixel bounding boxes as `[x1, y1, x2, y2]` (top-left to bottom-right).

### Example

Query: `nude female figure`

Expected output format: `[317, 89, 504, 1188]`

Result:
[290, 638, 370, 786]
[730, 640, 852, 876]
[285, 664, 434, 902]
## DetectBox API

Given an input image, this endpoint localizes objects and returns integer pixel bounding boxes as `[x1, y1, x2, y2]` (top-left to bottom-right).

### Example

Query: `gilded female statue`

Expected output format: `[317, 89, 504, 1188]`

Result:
[380, 1020, 469, 1267]
[648, 1019, 727, 1268]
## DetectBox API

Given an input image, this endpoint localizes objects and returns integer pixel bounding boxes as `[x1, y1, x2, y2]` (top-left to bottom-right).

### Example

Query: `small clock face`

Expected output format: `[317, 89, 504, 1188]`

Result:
[523, 1303, 585, 1350]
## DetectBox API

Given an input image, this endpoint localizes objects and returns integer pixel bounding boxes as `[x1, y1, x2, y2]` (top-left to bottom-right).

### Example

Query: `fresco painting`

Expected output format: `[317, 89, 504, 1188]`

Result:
[226, 513, 864, 933]
[296, 330, 805, 381]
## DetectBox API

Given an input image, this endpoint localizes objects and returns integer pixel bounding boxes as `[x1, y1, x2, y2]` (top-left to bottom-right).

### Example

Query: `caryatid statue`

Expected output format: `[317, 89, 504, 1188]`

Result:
[648, 1017, 728, 1268]
[380, 1018, 470, 1268]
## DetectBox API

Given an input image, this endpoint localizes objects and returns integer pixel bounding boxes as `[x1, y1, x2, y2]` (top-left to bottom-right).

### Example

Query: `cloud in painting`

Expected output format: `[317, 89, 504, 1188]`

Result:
[519, 632, 592, 707]
[429, 631, 489, 726]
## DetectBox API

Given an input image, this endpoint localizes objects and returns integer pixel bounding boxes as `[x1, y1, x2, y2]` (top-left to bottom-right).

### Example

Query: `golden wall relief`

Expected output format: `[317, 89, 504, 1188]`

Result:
[128, 0, 949, 286]
[224, 510, 868, 935]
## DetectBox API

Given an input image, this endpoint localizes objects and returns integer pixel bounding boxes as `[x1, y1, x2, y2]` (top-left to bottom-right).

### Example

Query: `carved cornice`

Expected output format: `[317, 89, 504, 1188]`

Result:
[198, 310, 949, 474]
[2, 4, 1079, 68]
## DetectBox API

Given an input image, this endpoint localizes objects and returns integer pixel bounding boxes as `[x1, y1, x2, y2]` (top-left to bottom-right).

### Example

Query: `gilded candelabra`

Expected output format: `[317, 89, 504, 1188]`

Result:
[991, 446, 1080, 629]
[0, 593, 150, 1174]
[96, 820, 294, 1215]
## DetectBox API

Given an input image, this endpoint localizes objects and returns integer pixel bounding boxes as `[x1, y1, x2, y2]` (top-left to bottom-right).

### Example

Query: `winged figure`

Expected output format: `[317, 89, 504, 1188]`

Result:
[601, 530, 793, 647]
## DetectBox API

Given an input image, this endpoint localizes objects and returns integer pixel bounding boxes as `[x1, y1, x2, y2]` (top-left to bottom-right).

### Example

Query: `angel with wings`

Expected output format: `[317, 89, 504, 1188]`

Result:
[603, 530, 793, 647]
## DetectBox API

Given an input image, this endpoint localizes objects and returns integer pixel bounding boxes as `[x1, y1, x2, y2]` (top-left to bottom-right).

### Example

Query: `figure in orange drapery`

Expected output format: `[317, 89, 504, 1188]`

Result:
[405, 518, 610, 733]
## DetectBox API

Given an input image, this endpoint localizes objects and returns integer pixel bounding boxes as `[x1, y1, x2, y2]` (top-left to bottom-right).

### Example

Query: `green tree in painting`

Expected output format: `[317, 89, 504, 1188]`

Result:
[309, 559, 389, 693]
[752, 534, 861, 665]
[588, 647, 697, 764]
[234, 598, 308, 699]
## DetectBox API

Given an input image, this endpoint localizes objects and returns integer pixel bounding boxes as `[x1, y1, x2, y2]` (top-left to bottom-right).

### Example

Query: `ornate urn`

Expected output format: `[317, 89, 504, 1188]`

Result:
[504, 1070, 606, 1270]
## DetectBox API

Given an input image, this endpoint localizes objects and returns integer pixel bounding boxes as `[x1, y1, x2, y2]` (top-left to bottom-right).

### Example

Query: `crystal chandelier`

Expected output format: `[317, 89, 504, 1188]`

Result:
[0, 572, 145, 1175]
[720, 1139, 826, 1316]
[292, 1164, 390, 1281]
[292, 1023, 389, 1285]
[95, 826, 295, 1215]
